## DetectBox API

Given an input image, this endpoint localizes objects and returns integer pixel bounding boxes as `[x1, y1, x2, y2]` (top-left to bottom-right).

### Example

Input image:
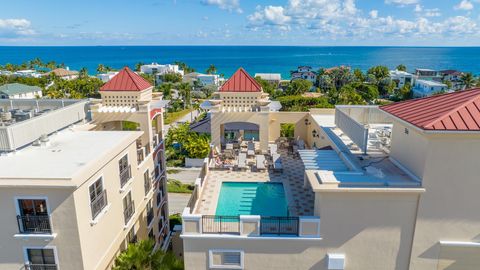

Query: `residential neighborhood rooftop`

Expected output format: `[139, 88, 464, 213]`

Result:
[0, 83, 42, 96]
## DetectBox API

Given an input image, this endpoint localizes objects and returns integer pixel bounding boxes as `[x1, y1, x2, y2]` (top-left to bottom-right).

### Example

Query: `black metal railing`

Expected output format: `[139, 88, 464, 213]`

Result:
[17, 215, 51, 234]
[144, 178, 152, 196]
[119, 165, 132, 187]
[24, 264, 58, 270]
[202, 215, 240, 234]
[147, 209, 154, 226]
[123, 202, 135, 225]
[91, 190, 108, 219]
[260, 216, 299, 236]
[137, 148, 145, 164]
[156, 190, 163, 207]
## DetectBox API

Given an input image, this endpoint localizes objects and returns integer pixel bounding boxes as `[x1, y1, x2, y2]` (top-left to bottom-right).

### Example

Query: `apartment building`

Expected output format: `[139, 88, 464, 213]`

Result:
[0, 67, 169, 270]
[180, 68, 480, 270]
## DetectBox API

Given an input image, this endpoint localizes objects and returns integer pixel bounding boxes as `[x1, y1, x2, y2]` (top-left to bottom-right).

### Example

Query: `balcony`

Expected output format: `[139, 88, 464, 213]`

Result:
[24, 264, 58, 270]
[119, 165, 132, 188]
[156, 190, 163, 207]
[123, 202, 135, 225]
[152, 134, 159, 149]
[17, 215, 52, 234]
[147, 208, 154, 226]
[137, 148, 145, 164]
[91, 190, 108, 219]
[144, 177, 152, 196]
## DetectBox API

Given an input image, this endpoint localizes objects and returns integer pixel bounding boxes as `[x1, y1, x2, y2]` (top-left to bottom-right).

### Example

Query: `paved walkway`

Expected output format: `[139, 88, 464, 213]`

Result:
[164, 109, 199, 134]
[167, 167, 201, 184]
[168, 193, 191, 215]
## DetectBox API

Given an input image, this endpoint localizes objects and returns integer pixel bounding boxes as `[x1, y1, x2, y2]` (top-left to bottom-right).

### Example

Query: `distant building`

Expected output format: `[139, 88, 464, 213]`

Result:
[254, 73, 281, 86]
[44, 68, 79, 80]
[291, 66, 317, 84]
[183, 72, 220, 86]
[414, 68, 441, 82]
[0, 83, 43, 99]
[389, 70, 415, 89]
[97, 71, 119, 83]
[413, 79, 448, 97]
[13, 70, 42, 78]
[140, 63, 184, 76]
[0, 70, 13, 76]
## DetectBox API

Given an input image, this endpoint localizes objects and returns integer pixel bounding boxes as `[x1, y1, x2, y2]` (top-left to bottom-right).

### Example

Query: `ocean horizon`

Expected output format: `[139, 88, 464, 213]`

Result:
[1, 46, 480, 78]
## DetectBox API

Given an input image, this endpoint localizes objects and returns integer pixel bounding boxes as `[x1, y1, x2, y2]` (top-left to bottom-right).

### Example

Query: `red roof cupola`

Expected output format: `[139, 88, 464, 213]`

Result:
[380, 88, 480, 131]
[100, 67, 152, 92]
[220, 68, 262, 92]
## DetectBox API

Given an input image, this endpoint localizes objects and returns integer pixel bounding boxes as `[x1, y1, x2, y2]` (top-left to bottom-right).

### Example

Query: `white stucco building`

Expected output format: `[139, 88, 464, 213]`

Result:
[412, 79, 448, 97]
[140, 63, 184, 76]
[389, 69, 415, 89]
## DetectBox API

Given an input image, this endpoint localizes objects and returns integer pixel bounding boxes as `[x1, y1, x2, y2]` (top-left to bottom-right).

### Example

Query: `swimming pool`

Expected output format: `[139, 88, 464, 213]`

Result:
[215, 182, 288, 216]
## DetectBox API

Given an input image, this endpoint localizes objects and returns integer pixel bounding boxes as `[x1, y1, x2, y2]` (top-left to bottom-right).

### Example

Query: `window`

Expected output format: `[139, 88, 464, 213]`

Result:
[148, 229, 154, 240]
[119, 154, 131, 187]
[209, 250, 244, 269]
[144, 170, 152, 196]
[123, 192, 135, 225]
[126, 226, 137, 244]
[146, 200, 154, 226]
[25, 248, 57, 269]
[17, 199, 51, 234]
[89, 178, 107, 219]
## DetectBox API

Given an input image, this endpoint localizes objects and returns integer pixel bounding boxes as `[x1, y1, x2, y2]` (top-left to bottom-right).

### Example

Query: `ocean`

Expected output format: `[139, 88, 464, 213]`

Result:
[1, 46, 480, 78]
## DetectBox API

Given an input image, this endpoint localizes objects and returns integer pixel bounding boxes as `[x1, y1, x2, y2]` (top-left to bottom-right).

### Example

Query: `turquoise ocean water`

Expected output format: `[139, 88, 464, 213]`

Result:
[1, 46, 479, 78]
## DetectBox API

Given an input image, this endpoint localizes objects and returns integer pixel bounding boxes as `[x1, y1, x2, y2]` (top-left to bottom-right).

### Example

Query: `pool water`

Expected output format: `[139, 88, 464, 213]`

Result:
[215, 182, 288, 216]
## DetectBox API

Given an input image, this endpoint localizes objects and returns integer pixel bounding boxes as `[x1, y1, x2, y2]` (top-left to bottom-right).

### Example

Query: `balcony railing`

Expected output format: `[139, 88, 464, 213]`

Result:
[202, 215, 240, 234]
[144, 178, 152, 196]
[152, 134, 159, 149]
[24, 264, 58, 270]
[17, 215, 52, 234]
[137, 148, 145, 164]
[124, 202, 135, 225]
[91, 190, 108, 219]
[147, 209, 154, 226]
[156, 191, 163, 207]
[119, 165, 132, 187]
[260, 216, 299, 236]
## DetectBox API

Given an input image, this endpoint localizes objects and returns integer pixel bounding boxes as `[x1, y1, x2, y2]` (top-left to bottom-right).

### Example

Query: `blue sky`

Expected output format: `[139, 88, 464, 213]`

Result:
[0, 0, 479, 46]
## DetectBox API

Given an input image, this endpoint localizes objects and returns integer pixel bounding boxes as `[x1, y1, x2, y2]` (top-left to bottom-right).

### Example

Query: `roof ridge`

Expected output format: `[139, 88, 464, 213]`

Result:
[238, 67, 262, 89]
[423, 89, 480, 129]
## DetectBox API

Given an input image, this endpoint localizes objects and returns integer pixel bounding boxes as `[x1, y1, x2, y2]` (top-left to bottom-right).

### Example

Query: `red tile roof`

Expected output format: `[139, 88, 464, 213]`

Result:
[380, 88, 480, 131]
[219, 68, 262, 92]
[100, 67, 152, 91]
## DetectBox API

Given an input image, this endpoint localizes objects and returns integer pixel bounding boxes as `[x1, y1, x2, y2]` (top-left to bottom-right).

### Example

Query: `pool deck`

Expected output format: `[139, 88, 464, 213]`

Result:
[194, 149, 315, 216]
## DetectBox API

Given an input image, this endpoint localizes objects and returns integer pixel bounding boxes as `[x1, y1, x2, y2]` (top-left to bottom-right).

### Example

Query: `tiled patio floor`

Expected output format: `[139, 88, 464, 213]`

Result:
[195, 149, 315, 216]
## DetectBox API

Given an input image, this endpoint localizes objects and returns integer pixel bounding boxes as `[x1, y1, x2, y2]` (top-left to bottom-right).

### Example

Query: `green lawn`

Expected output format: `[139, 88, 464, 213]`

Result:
[167, 179, 194, 193]
[164, 108, 194, 125]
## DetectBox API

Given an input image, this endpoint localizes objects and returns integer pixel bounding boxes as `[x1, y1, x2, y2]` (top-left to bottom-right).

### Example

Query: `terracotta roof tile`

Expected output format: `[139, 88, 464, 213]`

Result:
[219, 68, 262, 92]
[380, 88, 480, 131]
[100, 67, 152, 92]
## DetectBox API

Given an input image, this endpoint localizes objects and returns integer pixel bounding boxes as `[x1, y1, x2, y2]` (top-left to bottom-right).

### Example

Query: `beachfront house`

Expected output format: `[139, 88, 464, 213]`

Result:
[291, 66, 317, 84]
[43, 68, 79, 80]
[182, 73, 480, 270]
[13, 70, 42, 78]
[97, 71, 119, 83]
[412, 79, 448, 97]
[183, 72, 220, 86]
[0, 83, 43, 99]
[0, 67, 170, 270]
[389, 69, 415, 89]
[141, 63, 184, 76]
[414, 68, 441, 81]
[254, 73, 281, 87]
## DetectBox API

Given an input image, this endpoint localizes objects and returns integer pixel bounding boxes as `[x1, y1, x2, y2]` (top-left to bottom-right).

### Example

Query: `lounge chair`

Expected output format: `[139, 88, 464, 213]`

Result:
[237, 153, 248, 171]
[272, 154, 283, 173]
[256, 155, 266, 171]
[247, 142, 255, 157]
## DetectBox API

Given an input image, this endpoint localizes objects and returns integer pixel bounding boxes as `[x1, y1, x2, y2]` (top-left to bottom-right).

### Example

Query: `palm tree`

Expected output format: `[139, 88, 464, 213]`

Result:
[79, 67, 88, 79]
[460, 72, 475, 89]
[178, 83, 192, 109]
[135, 62, 144, 72]
[205, 64, 217, 74]
[113, 239, 183, 270]
[97, 64, 106, 74]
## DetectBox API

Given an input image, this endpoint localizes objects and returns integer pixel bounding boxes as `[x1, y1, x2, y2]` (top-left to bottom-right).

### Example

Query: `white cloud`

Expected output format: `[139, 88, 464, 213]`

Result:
[454, 0, 474, 10]
[202, 0, 242, 13]
[385, 0, 419, 6]
[424, 8, 441, 17]
[0, 19, 35, 37]
[414, 4, 422, 12]
[245, 0, 480, 40]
